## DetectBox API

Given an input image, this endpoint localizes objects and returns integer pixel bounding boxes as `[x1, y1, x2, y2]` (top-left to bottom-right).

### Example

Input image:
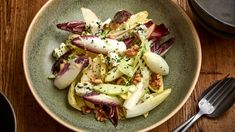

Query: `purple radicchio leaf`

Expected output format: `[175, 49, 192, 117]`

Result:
[71, 35, 100, 53]
[109, 10, 132, 30]
[149, 24, 170, 40]
[102, 105, 119, 127]
[144, 20, 154, 28]
[83, 94, 120, 106]
[71, 35, 96, 46]
[151, 37, 175, 56]
[53, 55, 88, 89]
[56, 21, 86, 34]
[75, 56, 89, 68]
[122, 34, 141, 49]
[150, 39, 160, 52]
[123, 36, 135, 48]
[111, 10, 132, 24]
[84, 92, 99, 96]
[52, 49, 74, 75]
[56, 63, 70, 76]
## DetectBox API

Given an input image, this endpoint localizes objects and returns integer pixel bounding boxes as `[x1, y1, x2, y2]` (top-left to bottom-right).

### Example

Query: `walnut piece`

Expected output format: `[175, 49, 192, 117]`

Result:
[150, 73, 161, 88]
[95, 107, 108, 122]
[81, 106, 92, 114]
[92, 78, 103, 84]
[132, 73, 142, 85]
[116, 78, 124, 85]
[124, 45, 139, 57]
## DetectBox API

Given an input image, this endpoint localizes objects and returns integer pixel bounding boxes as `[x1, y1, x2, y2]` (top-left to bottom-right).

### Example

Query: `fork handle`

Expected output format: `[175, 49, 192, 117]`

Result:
[173, 110, 204, 132]
[181, 110, 204, 132]
[172, 115, 196, 132]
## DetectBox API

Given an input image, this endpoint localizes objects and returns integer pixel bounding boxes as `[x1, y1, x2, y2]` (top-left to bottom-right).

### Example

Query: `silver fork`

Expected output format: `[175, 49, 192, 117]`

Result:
[173, 77, 235, 132]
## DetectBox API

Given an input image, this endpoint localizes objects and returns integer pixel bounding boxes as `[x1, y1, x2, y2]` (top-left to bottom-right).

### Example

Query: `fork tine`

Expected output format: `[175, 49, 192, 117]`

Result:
[207, 78, 233, 102]
[213, 79, 235, 108]
[203, 76, 230, 100]
[211, 78, 234, 103]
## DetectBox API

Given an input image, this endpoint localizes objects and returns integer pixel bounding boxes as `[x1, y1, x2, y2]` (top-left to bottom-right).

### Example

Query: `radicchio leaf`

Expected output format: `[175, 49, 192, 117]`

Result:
[72, 35, 96, 42]
[109, 10, 132, 29]
[71, 35, 96, 44]
[145, 21, 175, 56]
[123, 36, 135, 48]
[122, 34, 141, 49]
[52, 49, 74, 75]
[102, 105, 119, 127]
[75, 56, 89, 68]
[53, 55, 89, 89]
[144, 20, 154, 28]
[56, 21, 86, 34]
[151, 37, 175, 56]
[149, 24, 169, 40]
[71, 35, 97, 52]
[83, 94, 121, 106]
[150, 40, 160, 52]
[111, 10, 132, 24]
[56, 63, 70, 76]
[52, 48, 89, 75]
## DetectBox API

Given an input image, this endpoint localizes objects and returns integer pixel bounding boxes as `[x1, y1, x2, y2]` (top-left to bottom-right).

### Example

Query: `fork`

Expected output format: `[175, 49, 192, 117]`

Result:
[173, 76, 235, 132]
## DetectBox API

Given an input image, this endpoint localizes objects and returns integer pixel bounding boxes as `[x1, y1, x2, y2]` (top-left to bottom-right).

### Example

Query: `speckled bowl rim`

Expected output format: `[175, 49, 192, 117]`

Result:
[23, 0, 201, 131]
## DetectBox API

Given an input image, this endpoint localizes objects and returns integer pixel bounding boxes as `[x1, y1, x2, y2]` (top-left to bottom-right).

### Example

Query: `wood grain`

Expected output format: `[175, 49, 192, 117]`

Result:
[0, 0, 234, 131]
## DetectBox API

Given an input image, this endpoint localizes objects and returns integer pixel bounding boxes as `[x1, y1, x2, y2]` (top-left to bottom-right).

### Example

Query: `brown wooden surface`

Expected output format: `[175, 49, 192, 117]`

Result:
[0, 0, 235, 131]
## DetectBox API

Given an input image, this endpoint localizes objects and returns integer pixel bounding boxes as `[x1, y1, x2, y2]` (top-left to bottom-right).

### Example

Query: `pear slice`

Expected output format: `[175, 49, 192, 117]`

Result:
[81, 7, 98, 25]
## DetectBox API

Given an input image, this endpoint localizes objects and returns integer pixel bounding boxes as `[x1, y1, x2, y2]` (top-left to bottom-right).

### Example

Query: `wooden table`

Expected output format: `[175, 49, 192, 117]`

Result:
[1, 0, 234, 131]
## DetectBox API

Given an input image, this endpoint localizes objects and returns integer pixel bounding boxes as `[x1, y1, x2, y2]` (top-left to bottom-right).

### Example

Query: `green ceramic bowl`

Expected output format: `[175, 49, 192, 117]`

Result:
[23, 0, 201, 131]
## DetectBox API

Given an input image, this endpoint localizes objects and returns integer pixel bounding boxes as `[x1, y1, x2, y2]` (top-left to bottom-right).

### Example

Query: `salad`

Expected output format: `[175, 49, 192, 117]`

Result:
[49, 8, 175, 126]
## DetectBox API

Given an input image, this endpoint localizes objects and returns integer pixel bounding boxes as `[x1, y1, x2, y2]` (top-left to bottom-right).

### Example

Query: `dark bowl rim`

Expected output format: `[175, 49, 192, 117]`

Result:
[0, 91, 17, 132]
[189, 0, 235, 39]
[189, 0, 235, 28]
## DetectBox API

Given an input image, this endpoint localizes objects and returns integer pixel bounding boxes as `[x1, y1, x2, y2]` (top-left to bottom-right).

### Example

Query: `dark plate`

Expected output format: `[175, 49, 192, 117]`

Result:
[189, 0, 235, 39]
[189, 0, 235, 35]
[0, 92, 16, 132]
